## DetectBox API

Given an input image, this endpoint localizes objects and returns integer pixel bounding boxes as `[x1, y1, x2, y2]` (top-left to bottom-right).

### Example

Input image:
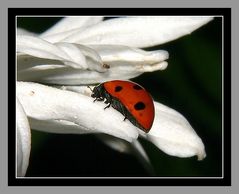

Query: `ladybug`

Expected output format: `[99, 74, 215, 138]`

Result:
[90, 80, 155, 133]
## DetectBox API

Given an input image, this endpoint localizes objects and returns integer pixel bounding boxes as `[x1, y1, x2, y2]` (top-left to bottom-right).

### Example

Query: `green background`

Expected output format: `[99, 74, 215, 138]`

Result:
[17, 17, 222, 177]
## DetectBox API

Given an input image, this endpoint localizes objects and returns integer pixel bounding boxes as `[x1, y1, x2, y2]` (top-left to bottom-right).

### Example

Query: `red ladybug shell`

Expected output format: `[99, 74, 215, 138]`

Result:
[91, 80, 155, 133]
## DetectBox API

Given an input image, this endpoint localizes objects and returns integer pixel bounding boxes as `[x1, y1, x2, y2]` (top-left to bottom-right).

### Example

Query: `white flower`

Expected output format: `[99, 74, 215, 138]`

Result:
[16, 98, 31, 177]
[16, 16, 213, 176]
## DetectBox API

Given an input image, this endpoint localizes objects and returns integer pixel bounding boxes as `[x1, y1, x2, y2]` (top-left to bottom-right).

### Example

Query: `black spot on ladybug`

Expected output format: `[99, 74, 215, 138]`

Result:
[134, 101, 146, 110]
[115, 86, 123, 92]
[133, 84, 143, 90]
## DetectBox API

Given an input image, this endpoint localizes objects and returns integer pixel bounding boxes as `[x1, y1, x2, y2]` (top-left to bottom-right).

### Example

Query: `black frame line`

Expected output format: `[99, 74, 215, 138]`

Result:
[9, 8, 231, 186]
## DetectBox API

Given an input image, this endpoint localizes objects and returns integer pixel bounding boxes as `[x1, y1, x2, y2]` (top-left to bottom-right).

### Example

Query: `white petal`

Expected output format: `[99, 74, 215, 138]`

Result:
[17, 54, 65, 72]
[96, 134, 154, 174]
[97, 133, 133, 154]
[59, 85, 92, 95]
[40, 16, 104, 43]
[17, 45, 167, 85]
[17, 35, 69, 61]
[29, 118, 92, 134]
[131, 140, 150, 164]
[95, 133, 150, 161]
[16, 98, 31, 177]
[17, 82, 138, 142]
[18, 62, 167, 85]
[62, 16, 213, 48]
[17, 28, 37, 36]
[90, 45, 168, 70]
[17, 36, 106, 72]
[145, 102, 206, 160]
[54, 42, 105, 71]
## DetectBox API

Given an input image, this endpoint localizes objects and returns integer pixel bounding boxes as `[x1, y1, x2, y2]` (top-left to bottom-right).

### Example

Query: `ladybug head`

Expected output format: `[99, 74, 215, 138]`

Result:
[90, 84, 104, 99]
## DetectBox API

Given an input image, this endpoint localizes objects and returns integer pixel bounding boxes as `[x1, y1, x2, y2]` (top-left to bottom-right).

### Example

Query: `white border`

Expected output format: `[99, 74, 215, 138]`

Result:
[15, 15, 225, 180]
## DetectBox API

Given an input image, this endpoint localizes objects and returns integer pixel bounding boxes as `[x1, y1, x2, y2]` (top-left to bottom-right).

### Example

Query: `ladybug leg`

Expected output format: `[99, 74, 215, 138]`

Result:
[104, 103, 111, 110]
[117, 103, 128, 121]
[103, 95, 112, 109]
[94, 97, 104, 102]
[123, 110, 129, 121]
[123, 116, 127, 121]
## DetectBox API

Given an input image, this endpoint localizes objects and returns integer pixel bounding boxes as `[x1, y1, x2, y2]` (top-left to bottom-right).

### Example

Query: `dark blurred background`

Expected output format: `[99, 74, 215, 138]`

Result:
[17, 17, 222, 177]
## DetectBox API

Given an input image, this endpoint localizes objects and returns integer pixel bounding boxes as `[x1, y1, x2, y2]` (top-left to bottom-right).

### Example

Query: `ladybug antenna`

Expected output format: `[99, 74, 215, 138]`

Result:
[87, 86, 93, 92]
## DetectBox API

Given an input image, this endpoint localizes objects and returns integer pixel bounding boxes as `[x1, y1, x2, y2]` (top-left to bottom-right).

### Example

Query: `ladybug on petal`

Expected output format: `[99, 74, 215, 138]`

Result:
[90, 80, 155, 133]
